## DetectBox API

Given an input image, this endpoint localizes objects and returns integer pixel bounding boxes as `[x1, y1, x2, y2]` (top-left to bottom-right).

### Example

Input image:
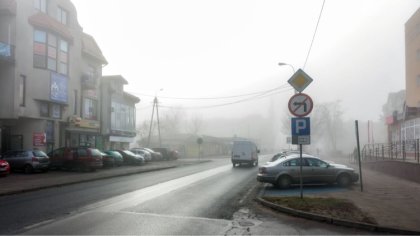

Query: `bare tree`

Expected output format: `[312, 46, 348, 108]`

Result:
[186, 114, 204, 135]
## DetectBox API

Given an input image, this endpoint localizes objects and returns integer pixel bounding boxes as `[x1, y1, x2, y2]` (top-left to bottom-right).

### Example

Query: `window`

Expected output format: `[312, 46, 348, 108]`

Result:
[83, 98, 98, 120]
[51, 104, 61, 119]
[40, 102, 49, 117]
[73, 90, 78, 115]
[19, 75, 26, 107]
[57, 7, 68, 25]
[111, 102, 136, 131]
[33, 29, 68, 75]
[34, 0, 47, 13]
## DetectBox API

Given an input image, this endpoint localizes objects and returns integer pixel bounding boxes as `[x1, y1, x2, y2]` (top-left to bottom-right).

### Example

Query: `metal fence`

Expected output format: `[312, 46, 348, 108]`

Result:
[358, 139, 420, 163]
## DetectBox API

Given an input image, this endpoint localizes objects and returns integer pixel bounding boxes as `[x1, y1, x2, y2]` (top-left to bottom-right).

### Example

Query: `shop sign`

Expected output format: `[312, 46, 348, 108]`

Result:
[33, 132, 46, 146]
[82, 89, 98, 99]
[68, 116, 100, 129]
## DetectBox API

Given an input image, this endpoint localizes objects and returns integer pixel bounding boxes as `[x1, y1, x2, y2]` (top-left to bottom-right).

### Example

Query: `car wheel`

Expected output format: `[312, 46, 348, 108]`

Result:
[24, 165, 33, 174]
[337, 174, 351, 187]
[277, 176, 292, 189]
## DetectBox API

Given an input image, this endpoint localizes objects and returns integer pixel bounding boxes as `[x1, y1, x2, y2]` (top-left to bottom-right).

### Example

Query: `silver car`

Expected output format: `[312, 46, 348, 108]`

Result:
[1, 149, 50, 174]
[257, 154, 359, 188]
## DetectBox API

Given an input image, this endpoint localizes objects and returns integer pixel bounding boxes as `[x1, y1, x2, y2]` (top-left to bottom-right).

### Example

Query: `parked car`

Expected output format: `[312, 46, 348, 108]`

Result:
[152, 147, 179, 160]
[231, 140, 259, 167]
[100, 151, 115, 167]
[257, 154, 359, 188]
[130, 148, 152, 162]
[48, 147, 103, 171]
[0, 159, 11, 177]
[1, 149, 50, 174]
[103, 150, 124, 167]
[114, 150, 145, 165]
[141, 148, 163, 161]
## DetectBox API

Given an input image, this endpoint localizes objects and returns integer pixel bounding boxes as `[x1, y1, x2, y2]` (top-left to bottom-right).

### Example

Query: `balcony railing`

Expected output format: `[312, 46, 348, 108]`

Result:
[0, 41, 15, 64]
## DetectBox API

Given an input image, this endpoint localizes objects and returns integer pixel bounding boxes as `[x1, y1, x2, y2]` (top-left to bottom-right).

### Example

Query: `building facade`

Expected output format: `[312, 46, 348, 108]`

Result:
[0, 0, 108, 153]
[384, 8, 420, 144]
[101, 75, 140, 150]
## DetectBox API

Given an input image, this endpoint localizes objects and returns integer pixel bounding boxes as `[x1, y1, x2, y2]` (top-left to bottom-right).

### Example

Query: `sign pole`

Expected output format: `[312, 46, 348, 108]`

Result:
[355, 120, 364, 192]
[299, 144, 303, 199]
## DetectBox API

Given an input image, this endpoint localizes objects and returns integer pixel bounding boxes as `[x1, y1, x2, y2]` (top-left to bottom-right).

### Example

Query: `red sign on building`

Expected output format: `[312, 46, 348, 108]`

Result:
[33, 132, 46, 146]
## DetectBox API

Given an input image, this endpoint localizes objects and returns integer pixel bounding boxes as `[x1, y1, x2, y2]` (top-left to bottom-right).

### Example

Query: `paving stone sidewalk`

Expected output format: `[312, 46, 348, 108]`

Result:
[313, 161, 420, 232]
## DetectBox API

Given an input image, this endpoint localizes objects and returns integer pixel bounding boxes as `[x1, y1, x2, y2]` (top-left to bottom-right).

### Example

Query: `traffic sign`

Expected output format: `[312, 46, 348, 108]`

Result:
[288, 93, 313, 117]
[288, 69, 313, 93]
[291, 117, 311, 145]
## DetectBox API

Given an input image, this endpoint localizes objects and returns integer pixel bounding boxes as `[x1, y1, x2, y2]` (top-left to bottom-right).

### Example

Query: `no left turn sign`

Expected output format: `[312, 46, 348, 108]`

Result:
[288, 93, 313, 117]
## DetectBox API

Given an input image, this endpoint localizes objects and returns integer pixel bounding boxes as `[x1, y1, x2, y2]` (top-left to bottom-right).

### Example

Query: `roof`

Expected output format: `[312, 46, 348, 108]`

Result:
[28, 13, 73, 42]
[82, 33, 108, 65]
[102, 75, 128, 85]
[124, 92, 140, 104]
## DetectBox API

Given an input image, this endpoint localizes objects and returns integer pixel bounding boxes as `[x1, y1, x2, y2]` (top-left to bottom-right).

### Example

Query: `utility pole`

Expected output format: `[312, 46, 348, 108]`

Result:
[147, 97, 162, 147]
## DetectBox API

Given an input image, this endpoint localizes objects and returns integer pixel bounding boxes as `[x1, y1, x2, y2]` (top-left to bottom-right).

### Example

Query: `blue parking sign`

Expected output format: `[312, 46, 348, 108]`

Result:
[291, 117, 310, 136]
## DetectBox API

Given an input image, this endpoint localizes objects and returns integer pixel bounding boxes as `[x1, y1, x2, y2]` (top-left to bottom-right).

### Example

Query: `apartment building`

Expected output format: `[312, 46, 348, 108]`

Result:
[0, 0, 107, 153]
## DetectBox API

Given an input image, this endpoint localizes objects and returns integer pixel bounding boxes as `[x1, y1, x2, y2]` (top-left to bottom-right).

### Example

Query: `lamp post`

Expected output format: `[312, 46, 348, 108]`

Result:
[278, 62, 297, 94]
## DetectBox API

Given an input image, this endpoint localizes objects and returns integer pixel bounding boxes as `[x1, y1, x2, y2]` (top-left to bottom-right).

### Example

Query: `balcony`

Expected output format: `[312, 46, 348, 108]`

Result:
[0, 41, 15, 64]
[81, 73, 97, 89]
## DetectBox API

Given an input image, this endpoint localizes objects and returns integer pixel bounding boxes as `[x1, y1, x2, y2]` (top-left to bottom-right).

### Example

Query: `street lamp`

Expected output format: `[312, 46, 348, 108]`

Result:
[278, 62, 296, 74]
[278, 62, 297, 94]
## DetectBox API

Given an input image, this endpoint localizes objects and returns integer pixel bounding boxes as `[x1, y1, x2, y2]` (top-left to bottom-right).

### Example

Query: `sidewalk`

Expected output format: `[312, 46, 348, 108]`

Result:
[0, 159, 207, 196]
[260, 159, 420, 234]
[311, 162, 420, 232]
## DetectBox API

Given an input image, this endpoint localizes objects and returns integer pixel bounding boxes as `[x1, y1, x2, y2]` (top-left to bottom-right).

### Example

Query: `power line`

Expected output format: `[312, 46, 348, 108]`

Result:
[303, 0, 326, 70]
[126, 83, 291, 101]
[159, 87, 293, 110]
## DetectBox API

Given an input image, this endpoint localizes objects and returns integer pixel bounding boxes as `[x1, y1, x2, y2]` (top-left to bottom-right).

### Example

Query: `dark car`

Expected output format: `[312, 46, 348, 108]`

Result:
[114, 150, 145, 165]
[103, 150, 124, 167]
[49, 147, 103, 171]
[0, 159, 11, 177]
[1, 149, 49, 174]
[152, 147, 179, 161]
[257, 154, 359, 188]
[100, 151, 115, 167]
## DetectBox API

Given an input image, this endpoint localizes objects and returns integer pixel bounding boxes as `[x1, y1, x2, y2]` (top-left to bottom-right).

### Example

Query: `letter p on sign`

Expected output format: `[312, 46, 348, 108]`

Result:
[291, 117, 310, 136]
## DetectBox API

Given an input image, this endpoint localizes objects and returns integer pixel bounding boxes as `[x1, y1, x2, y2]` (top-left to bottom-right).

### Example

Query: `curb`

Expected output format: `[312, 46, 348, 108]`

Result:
[255, 197, 420, 235]
[0, 165, 177, 197]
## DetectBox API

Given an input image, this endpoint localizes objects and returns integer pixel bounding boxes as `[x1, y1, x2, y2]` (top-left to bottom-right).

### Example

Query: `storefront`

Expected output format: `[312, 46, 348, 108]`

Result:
[65, 116, 102, 149]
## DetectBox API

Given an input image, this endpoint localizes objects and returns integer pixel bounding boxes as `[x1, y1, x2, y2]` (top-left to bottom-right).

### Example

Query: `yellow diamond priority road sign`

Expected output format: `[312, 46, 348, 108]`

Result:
[288, 69, 313, 93]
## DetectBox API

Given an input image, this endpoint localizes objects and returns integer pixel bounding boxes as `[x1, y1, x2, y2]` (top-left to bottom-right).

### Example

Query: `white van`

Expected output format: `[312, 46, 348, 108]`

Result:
[231, 140, 260, 167]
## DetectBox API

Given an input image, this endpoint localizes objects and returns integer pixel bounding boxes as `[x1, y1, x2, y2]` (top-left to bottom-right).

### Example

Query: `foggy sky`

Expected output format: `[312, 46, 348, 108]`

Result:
[72, 0, 419, 124]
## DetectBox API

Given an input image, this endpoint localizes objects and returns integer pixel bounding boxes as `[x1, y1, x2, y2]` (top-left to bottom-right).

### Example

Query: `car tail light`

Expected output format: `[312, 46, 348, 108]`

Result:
[32, 157, 39, 162]
[259, 167, 267, 174]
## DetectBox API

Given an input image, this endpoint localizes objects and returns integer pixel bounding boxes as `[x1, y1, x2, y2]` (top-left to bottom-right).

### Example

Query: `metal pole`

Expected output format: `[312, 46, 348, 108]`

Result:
[299, 144, 303, 199]
[355, 120, 364, 192]
[417, 139, 419, 164]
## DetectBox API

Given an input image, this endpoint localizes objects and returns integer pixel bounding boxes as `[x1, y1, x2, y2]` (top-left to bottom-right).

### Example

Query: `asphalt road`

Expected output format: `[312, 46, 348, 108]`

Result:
[1, 155, 370, 235]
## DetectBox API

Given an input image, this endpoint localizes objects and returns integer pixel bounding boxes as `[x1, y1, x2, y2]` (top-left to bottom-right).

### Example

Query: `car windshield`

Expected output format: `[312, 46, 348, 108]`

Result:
[123, 150, 135, 156]
[32, 150, 47, 157]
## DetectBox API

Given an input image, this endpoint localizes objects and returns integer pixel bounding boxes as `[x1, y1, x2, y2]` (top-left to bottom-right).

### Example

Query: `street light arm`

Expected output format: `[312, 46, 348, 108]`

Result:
[278, 62, 296, 74]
